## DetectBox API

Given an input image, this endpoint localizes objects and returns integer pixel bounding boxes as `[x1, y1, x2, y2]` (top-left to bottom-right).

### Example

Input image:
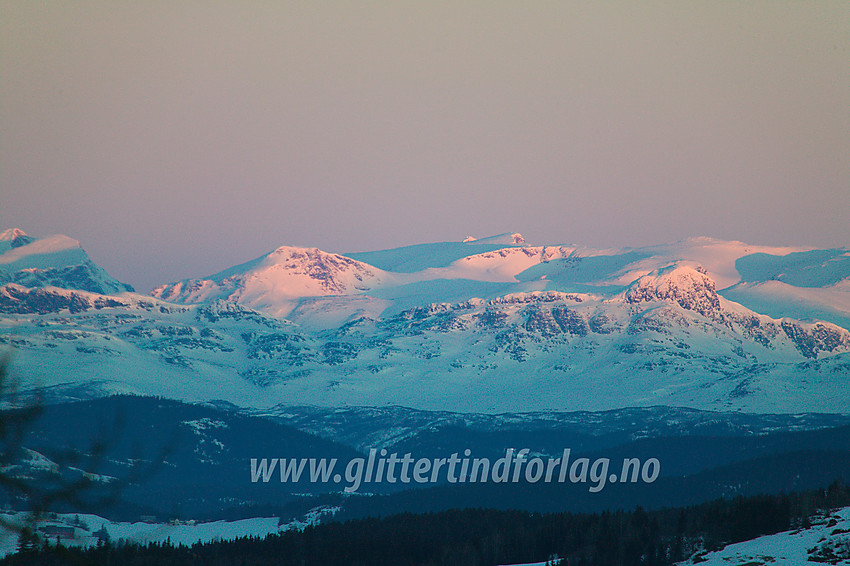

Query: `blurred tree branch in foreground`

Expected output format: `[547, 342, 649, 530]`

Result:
[0, 350, 159, 550]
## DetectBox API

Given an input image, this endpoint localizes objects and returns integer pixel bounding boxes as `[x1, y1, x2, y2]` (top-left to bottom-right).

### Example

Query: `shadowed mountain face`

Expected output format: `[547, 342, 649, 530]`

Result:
[0, 229, 133, 294]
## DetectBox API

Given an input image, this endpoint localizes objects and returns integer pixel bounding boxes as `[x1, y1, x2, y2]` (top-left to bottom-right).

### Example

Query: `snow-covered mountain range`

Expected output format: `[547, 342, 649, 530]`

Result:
[2, 228, 849, 414]
[0, 228, 132, 295]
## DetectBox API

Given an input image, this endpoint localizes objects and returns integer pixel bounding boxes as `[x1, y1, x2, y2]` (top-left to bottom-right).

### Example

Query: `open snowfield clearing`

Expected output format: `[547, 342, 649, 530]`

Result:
[0, 512, 313, 558]
[677, 506, 850, 565]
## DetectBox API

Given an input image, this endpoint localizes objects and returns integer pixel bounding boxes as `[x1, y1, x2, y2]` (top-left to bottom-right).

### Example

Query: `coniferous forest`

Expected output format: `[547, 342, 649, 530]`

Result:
[3, 481, 849, 566]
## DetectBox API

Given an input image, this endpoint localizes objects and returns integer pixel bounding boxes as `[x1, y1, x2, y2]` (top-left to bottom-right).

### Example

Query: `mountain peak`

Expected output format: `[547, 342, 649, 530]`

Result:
[269, 245, 332, 258]
[0, 231, 133, 294]
[152, 245, 387, 317]
[0, 228, 28, 241]
[0, 228, 35, 249]
[625, 264, 722, 318]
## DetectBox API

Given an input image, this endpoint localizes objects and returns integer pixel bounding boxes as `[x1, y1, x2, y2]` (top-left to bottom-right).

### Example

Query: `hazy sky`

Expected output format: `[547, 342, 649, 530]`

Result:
[2, 2, 848, 291]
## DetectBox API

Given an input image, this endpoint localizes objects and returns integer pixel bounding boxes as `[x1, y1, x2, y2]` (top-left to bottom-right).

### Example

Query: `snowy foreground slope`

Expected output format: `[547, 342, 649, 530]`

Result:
[498, 508, 850, 566]
[677, 506, 850, 565]
[2, 229, 850, 413]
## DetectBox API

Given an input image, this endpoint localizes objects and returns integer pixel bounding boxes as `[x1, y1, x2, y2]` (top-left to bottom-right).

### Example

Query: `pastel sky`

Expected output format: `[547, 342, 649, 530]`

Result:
[2, 2, 848, 292]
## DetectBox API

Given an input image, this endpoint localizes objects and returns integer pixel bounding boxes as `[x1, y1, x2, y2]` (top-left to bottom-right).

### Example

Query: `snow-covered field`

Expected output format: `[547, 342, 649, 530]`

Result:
[0, 507, 337, 558]
[678, 506, 850, 566]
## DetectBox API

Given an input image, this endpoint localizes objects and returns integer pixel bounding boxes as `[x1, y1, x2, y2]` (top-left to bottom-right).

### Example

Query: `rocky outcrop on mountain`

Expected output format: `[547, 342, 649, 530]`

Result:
[780, 320, 850, 358]
[490, 291, 583, 305]
[196, 299, 281, 328]
[625, 265, 722, 319]
[551, 306, 590, 336]
[524, 305, 589, 336]
[0, 262, 134, 295]
[523, 307, 562, 336]
[0, 284, 132, 314]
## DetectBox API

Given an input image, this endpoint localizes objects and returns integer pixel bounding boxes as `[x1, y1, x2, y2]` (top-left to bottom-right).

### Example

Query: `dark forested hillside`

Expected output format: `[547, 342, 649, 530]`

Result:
[4, 482, 849, 566]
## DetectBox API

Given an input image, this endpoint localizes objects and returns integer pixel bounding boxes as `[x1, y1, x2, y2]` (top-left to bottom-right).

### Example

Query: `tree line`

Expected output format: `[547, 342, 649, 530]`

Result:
[3, 480, 849, 566]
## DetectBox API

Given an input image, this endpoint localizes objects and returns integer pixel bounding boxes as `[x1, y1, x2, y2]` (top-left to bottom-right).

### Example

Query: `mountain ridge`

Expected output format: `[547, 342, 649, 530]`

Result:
[2, 228, 849, 414]
[0, 228, 133, 294]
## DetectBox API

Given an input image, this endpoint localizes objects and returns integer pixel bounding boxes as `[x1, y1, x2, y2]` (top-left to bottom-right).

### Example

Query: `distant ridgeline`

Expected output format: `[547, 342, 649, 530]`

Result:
[1, 395, 849, 521]
[2, 229, 849, 414]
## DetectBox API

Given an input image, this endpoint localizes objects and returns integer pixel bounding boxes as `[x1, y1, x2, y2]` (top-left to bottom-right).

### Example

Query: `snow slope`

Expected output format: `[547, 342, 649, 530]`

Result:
[722, 280, 850, 330]
[678, 506, 850, 565]
[0, 508, 337, 558]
